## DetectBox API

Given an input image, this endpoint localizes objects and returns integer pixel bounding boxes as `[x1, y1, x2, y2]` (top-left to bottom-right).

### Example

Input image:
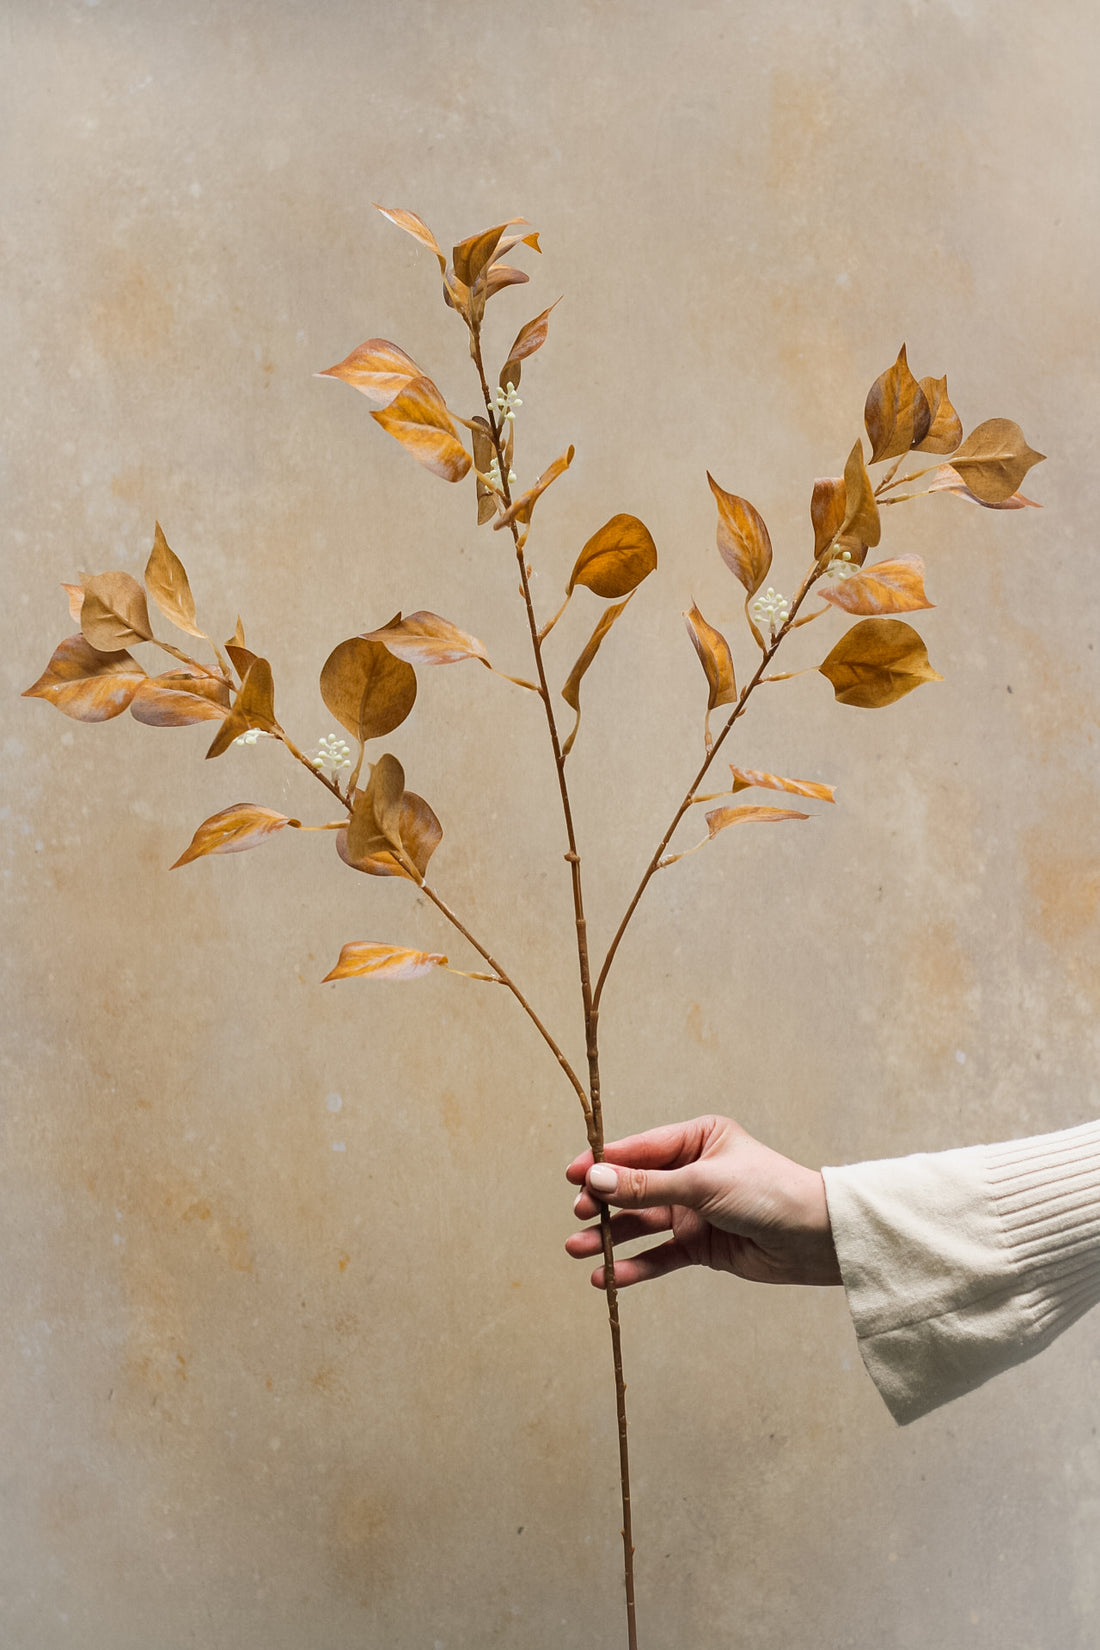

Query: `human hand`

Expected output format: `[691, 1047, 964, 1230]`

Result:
[566, 1114, 842, 1289]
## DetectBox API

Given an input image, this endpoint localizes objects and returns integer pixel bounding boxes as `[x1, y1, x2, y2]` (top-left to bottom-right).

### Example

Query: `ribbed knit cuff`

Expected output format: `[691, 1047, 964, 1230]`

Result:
[986, 1118, 1100, 1348]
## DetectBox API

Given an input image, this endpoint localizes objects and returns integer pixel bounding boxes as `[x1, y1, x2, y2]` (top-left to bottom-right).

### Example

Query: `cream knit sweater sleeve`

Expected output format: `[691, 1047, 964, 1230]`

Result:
[821, 1118, 1100, 1426]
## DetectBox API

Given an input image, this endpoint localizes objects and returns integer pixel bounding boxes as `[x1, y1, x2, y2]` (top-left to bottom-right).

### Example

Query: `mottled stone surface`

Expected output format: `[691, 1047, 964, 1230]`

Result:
[4, 2, 1099, 1645]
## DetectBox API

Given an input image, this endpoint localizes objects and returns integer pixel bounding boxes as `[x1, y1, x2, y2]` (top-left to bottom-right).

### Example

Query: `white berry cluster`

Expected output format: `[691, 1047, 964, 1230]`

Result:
[312, 733, 352, 776]
[750, 587, 791, 638]
[494, 380, 523, 422]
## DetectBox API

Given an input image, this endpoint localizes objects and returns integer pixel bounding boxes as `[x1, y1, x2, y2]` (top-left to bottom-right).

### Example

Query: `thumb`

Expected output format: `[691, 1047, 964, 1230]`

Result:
[586, 1159, 701, 1211]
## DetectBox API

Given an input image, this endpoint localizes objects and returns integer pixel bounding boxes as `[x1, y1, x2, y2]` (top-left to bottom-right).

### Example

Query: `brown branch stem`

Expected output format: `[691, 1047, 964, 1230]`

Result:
[154, 636, 228, 680]
[470, 322, 637, 1650]
[592, 562, 823, 1015]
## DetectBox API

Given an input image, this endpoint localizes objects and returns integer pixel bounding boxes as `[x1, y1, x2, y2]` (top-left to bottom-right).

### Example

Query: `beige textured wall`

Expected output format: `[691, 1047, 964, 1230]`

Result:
[5, 2, 1099, 1646]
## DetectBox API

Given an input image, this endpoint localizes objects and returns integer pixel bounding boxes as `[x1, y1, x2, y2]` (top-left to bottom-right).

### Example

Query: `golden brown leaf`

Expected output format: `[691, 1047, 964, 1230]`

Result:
[130, 670, 231, 726]
[22, 634, 147, 722]
[145, 522, 205, 639]
[370, 377, 472, 483]
[320, 637, 417, 744]
[864, 345, 931, 462]
[472, 418, 498, 526]
[452, 222, 520, 287]
[492, 447, 574, 530]
[927, 466, 1041, 510]
[915, 376, 963, 454]
[337, 789, 442, 881]
[568, 514, 657, 599]
[684, 604, 737, 711]
[361, 611, 491, 668]
[817, 554, 933, 616]
[729, 768, 836, 803]
[62, 582, 85, 621]
[560, 597, 633, 758]
[707, 474, 772, 596]
[322, 942, 448, 984]
[347, 754, 408, 862]
[317, 339, 422, 407]
[940, 419, 1045, 504]
[810, 477, 847, 559]
[500, 300, 559, 390]
[205, 657, 279, 758]
[79, 571, 154, 652]
[706, 804, 810, 838]
[171, 804, 299, 868]
[374, 205, 446, 271]
[839, 441, 882, 548]
[484, 264, 530, 300]
[818, 618, 942, 708]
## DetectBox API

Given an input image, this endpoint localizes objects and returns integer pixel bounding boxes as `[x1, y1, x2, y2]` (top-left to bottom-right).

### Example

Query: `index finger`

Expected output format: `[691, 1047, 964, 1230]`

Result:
[565, 1117, 715, 1185]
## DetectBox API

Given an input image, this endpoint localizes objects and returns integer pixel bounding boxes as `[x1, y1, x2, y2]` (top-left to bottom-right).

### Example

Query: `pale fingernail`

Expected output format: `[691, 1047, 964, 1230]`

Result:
[588, 1164, 618, 1195]
[572, 1192, 585, 1214]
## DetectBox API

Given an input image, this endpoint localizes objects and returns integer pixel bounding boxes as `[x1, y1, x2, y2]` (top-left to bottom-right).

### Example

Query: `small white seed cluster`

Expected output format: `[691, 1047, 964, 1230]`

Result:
[233, 727, 273, 747]
[494, 380, 523, 422]
[312, 733, 352, 776]
[487, 456, 517, 491]
[751, 587, 791, 638]
[824, 545, 859, 582]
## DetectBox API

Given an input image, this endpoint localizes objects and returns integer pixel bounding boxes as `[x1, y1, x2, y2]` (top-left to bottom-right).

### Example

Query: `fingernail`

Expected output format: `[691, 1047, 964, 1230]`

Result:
[572, 1192, 585, 1214]
[588, 1164, 618, 1195]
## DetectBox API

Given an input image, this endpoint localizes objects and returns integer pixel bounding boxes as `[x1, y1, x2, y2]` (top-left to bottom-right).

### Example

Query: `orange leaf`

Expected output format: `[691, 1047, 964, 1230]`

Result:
[568, 514, 657, 598]
[492, 446, 574, 530]
[362, 611, 491, 668]
[817, 554, 933, 616]
[79, 571, 154, 651]
[838, 441, 882, 548]
[337, 789, 442, 882]
[500, 300, 560, 390]
[371, 377, 472, 482]
[172, 804, 299, 868]
[347, 754, 408, 862]
[317, 338, 423, 406]
[145, 522, 205, 639]
[452, 221, 524, 287]
[915, 376, 963, 455]
[22, 634, 147, 722]
[707, 474, 772, 596]
[928, 466, 1041, 510]
[810, 477, 847, 559]
[864, 345, 931, 462]
[560, 597, 633, 758]
[946, 418, 1045, 504]
[374, 205, 446, 271]
[130, 670, 230, 726]
[706, 804, 810, 838]
[206, 657, 279, 758]
[322, 942, 448, 983]
[819, 618, 942, 708]
[729, 768, 835, 803]
[320, 636, 417, 742]
[484, 264, 530, 300]
[684, 604, 737, 712]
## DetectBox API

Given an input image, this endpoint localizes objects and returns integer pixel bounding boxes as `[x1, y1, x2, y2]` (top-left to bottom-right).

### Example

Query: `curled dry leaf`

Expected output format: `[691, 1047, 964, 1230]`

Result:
[864, 345, 931, 463]
[452, 221, 526, 288]
[206, 656, 279, 758]
[145, 522, 205, 639]
[915, 376, 963, 454]
[817, 554, 933, 616]
[729, 768, 835, 803]
[472, 418, 498, 526]
[337, 789, 442, 881]
[707, 474, 772, 596]
[320, 637, 417, 743]
[484, 264, 530, 300]
[62, 582, 85, 621]
[706, 804, 810, 838]
[928, 466, 1041, 510]
[362, 611, 491, 669]
[839, 441, 882, 549]
[322, 943, 448, 984]
[684, 604, 737, 712]
[818, 617, 942, 709]
[374, 205, 446, 271]
[317, 339, 422, 407]
[348, 753, 408, 862]
[79, 571, 154, 652]
[171, 804, 300, 868]
[560, 597, 633, 759]
[810, 478, 847, 559]
[130, 670, 231, 726]
[370, 376, 472, 483]
[22, 634, 147, 722]
[493, 446, 574, 530]
[935, 420, 1045, 504]
[500, 300, 559, 391]
[568, 514, 658, 599]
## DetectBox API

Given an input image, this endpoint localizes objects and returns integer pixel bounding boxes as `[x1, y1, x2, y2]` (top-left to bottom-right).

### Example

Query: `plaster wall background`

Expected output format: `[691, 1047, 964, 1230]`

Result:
[3, 2, 1100, 1646]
